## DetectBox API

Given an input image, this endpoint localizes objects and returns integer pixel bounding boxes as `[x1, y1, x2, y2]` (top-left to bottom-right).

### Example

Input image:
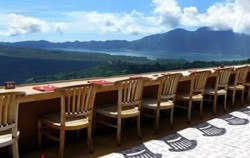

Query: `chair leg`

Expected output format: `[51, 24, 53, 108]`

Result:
[12, 140, 19, 158]
[224, 94, 227, 112]
[121, 119, 126, 130]
[170, 108, 174, 129]
[155, 109, 160, 134]
[208, 95, 212, 105]
[117, 118, 121, 146]
[87, 124, 93, 153]
[59, 130, 65, 158]
[76, 130, 80, 141]
[241, 90, 245, 106]
[8, 145, 12, 157]
[37, 120, 42, 150]
[200, 100, 204, 119]
[137, 115, 141, 140]
[248, 87, 250, 103]
[187, 100, 192, 123]
[213, 95, 218, 115]
[92, 112, 97, 136]
[232, 90, 236, 107]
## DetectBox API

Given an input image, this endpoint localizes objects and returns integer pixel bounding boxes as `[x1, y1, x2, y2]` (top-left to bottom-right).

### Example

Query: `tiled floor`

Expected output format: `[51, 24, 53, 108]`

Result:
[22, 101, 249, 158]
[105, 106, 250, 158]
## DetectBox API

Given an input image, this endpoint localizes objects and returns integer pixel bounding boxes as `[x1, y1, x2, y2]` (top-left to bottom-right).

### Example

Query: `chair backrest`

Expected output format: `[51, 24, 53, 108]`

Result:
[234, 66, 249, 86]
[215, 68, 233, 89]
[0, 92, 25, 147]
[189, 70, 211, 95]
[55, 84, 98, 125]
[157, 73, 182, 101]
[115, 78, 148, 112]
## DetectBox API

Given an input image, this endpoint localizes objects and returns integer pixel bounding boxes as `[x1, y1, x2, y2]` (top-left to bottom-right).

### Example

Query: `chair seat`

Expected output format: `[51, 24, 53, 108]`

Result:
[39, 113, 89, 130]
[205, 88, 227, 95]
[0, 130, 19, 146]
[245, 83, 250, 87]
[142, 98, 174, 110]
[95, 104, 140, 118]
[177, 93, 203, 101]
[228, 84, 245, 90]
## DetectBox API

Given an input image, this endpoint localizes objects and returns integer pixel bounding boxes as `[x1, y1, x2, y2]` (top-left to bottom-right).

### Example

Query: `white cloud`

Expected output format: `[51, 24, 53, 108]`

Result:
[181, 7, 201, 27]
[0, 13, 68, 36]
[152, 0, 181, 27]
[202, 2, 238, 30]
[63, 0, 250, 37]
[0, 13, 49, 36]
[2, 0, 250, 39]
[151, 0, 250, 35]
[198, 0, 250, 34]
[235, 0, 250, 11]
[65, 11, 167, 36]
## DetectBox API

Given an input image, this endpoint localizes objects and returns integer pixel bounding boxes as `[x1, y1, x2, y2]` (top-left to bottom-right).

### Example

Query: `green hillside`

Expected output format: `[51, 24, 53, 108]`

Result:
[25, 58, 250, 84]
[0, 44, 249, 84]
[0, 44, 148, 63]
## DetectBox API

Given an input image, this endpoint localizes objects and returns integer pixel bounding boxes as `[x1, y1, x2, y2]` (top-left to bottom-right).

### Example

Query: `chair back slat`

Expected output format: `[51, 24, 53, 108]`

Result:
[158, 73, 182, 100]
[80, 88, 86, 111]
[234, 66, 249, 85]
[3, 95, 11, 125]
[76, 91, 81, 111]
[116, 78, 148, 108]
[215, 68, 233, 89]
[72, 89, 77, 113]
[56, 85, 98, 122]
[0, 92, 25, 131]
[190, 71, 210, 94]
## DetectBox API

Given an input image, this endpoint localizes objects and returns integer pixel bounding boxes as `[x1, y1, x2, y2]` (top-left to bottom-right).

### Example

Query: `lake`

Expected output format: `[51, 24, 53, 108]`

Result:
[53, 48, 249, 61]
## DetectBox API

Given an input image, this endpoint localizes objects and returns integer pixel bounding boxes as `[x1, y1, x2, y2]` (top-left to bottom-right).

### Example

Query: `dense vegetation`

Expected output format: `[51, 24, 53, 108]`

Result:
[0, 56, 99, 84]
[0, 44, 148, 63]
[0, 44, 147, 84]
[25, 58, 250, 84]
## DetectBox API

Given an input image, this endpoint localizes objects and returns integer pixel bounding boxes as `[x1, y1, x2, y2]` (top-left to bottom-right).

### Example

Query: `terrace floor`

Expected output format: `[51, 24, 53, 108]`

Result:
[19, 97, 250, 158]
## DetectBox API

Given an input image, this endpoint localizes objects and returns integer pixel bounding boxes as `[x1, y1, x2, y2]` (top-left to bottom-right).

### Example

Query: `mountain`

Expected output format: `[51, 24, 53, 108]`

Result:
[1, 40, 130, 50]
[131, 27, 250, 54]
[2, 27, 250, 55]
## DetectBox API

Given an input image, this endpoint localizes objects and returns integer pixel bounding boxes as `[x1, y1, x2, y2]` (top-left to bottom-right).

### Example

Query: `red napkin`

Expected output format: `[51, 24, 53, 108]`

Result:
[33, 85, 57, 91]
[88, 80, 114, 85]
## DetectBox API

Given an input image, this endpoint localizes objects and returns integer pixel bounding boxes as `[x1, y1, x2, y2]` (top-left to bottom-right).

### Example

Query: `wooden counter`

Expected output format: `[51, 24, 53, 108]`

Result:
[0, 65, 226, 103]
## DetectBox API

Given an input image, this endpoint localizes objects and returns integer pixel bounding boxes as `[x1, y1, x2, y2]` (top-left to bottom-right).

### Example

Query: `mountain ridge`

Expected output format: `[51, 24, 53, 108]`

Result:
[1, 27, 250, 55]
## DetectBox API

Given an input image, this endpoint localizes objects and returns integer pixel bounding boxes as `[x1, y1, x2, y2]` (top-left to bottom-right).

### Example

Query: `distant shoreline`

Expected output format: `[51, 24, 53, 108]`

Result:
[51, 48, 249, 62]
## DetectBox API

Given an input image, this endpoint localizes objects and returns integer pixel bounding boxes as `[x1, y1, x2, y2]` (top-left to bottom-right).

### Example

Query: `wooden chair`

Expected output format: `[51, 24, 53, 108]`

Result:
[37, 84, 98, 158]
[95, 78, 148, 145]
[205, 68, 233, 114]
[0, 91, 26, 158]
[142, 73, 182, 133]
[228, 66, 249, 107]
[177, 70, 210, 123]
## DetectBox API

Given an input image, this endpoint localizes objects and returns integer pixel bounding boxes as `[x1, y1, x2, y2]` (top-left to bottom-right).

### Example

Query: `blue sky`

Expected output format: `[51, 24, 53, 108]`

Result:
[0, 0, 249, 42]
